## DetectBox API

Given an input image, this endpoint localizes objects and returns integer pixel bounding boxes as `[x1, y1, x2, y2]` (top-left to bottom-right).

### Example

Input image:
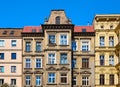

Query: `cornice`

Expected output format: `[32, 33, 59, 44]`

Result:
[41, 24, 74, 30]
[73, 32, 95, 36]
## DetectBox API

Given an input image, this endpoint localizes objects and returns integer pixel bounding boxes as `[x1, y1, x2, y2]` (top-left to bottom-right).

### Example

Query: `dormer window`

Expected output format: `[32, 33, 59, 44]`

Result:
[10, 31, 14, 35]
[2, 31, 7, 35]
[82, 28, 86, 32]
[32, 29, 36, 32]
[55, 16, 60, 24]
[100, 25, 104, 29]
[110, 25, 113, 29]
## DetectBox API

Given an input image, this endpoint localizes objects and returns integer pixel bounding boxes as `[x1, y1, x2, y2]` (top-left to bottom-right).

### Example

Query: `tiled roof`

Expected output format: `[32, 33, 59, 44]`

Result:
[23, 26, 42, 33]
[23, 26, 94, 33]
[74, 26, 94, 32]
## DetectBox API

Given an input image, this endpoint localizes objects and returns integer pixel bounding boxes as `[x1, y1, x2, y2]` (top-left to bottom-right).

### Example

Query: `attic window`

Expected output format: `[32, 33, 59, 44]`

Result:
[55, 16, 60, 24]
[2, 31, 7, 34]
[10, 31, 14, 35]
[32, 29, 36, 32]
[82, 28, 86, 32]
[100, 25, 104, 29]
[110, 25, 113, 29]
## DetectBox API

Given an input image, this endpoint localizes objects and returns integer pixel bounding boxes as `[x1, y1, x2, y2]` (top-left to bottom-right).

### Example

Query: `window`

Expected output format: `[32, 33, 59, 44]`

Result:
[60, 73, 67, 84]
[48, 73, 55, 83]
[81, 41, 89, 51]
[82, 58, 89, 68]
[26, 76, 31, 85]
[109, 55, 114, 65]
[11, 53, 16, 59]
[60, 35, 67, 45]
[11, 66, 16, 73]
[82, 76, 89, 86]
[32, 29, 36, 32]
[36, 76, 41, 86]
[36, 42, 41, 51]
[0, 53, 4, 59]
[82, 28, 86, 32]
[72, 76, 76, 85]
[60, 53, 67, 64]
[11, 79, 16, 85]
[72, 59, 76, 68]
[10, 31, 14, 35]
[11, 40, 16, 47]
[48, 35, 55, 44]
[72, 41, 77, 51]
[0, 66, 4, 73]
[110, 25, 113, 29]
[0, 79, 4, 85]
[100, 55, 104, 65]
[109, 36, 114, 46]
[100, 25, 104, 29]
[100, 36, 105, 46]
[36, 59, 42, 68]
[55, 16, 60, 24]
[2, 31, 7, 35]
[25, 59, 31, 68]
[48, 53, 55, 64]
[0, 40, 4, 47]
[25, 42, 31, 52]
[109, 74, 114, 85]
[100, 74, 104, 85]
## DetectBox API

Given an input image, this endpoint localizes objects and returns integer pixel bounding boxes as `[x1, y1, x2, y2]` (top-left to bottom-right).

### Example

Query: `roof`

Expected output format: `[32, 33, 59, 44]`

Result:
[23, 25, 94, 33]
[23, 26, 42, 33]
[0, 29, 22, 37]
[74, 26, 94, 32]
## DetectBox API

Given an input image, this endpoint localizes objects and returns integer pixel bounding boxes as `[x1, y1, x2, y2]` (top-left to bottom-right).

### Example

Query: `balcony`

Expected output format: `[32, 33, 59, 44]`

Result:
[80, 85, 91, 87]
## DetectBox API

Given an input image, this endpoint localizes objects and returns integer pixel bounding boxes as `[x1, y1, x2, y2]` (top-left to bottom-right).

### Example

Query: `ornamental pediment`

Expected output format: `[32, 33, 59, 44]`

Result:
[46, 66, 57, 71]
[24, 71, 33, 74]
[80, 71, 91, 74]
[58, 66, 70, 71]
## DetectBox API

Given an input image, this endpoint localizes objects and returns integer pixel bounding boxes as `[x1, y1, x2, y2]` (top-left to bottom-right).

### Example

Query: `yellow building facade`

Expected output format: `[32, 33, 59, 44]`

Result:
[94, 15, 120, 87]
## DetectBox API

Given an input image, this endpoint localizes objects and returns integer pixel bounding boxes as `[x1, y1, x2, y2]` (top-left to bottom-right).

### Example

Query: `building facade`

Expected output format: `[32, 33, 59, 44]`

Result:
[93, 15, 119, 87]
[0, 10, 120, 87]
[115, 23, 120, 87]
[0, 29, 23, 87]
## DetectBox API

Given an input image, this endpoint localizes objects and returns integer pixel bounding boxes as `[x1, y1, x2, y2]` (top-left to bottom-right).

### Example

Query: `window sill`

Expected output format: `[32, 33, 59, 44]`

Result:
[35, 68, 43, 69]
[59, 63, 69, 65]
[80, 68, 91, 69]
[47, 44, 57, 46]
[47, 83, 57, 85]
[25, 51, 32, 52]
[34, 85, 43, 87]
[99, 46, 106, 48]
[72, 67, 79, 69]
[46, 64, 57, 65]
[59, 45, 69, 46]
[35, 51, 42, 52]
[59, 83, 69, 85]
[24, 68, 32, 70]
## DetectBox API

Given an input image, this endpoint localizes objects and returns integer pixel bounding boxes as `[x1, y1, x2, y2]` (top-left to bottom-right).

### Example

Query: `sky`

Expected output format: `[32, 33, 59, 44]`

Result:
[0, 0, 120, 28]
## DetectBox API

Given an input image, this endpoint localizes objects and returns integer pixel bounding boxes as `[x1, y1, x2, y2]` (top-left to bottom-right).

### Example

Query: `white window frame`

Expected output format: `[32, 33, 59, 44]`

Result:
[100, 36, 105, 46]
[11, 79, 16, 85]
[36, 76, 41, 86]
[59, 34, 68, 45]
[109, 36, 114, 46]
[81, 40, 90, 51]
[60, 53, 68, 64]
[48, 35, 56, 44]
[26, 76, 31, 86]
[60, 73, 68, 84]
[0, 40, 5, 47]
[25, 58, 31, 68]
[82, 76, 89, 86]
[11, 40, 16, 47]
[48, 53, 56, 64]
[109, 55, 114, 65]
[11, 66, 16, 73]
[36, 58, 42, 68]
[48, 73, 56, 84]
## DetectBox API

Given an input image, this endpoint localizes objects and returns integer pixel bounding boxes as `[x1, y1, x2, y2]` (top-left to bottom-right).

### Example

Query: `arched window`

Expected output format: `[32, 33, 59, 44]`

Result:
[55, 16, 60, 24]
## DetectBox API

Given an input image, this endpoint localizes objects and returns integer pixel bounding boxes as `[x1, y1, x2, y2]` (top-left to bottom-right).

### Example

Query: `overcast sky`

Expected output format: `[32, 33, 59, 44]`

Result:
[0, 0, 120, 27]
